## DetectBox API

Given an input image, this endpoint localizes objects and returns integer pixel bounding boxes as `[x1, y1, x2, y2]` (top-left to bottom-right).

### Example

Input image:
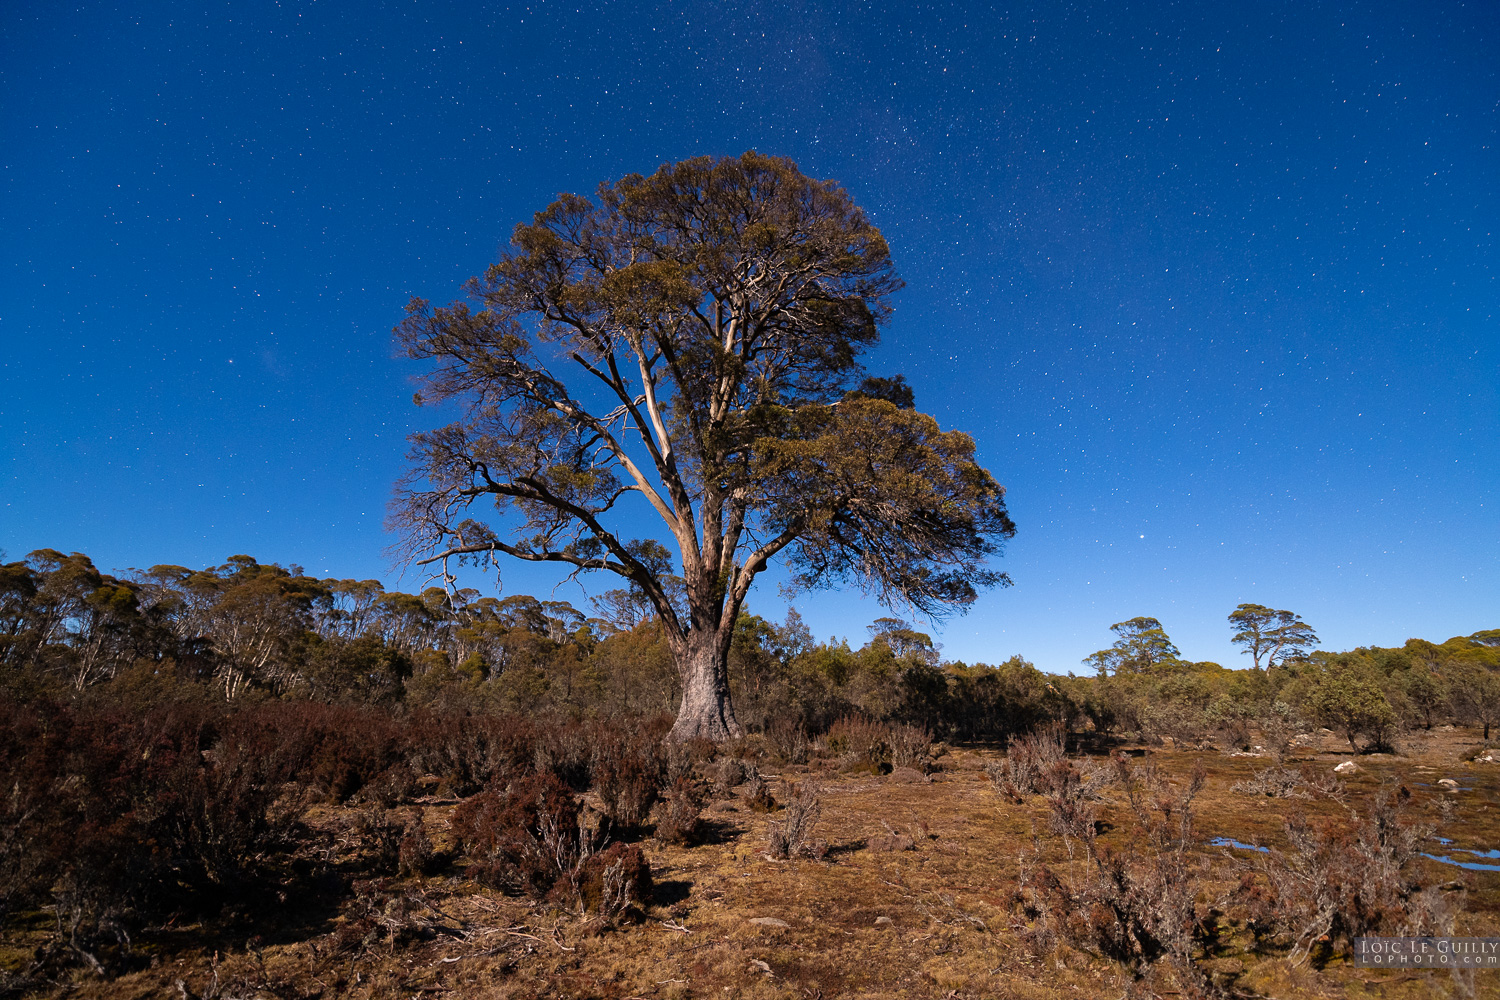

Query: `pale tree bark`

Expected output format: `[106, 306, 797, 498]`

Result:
[394, 153, 1012, 741]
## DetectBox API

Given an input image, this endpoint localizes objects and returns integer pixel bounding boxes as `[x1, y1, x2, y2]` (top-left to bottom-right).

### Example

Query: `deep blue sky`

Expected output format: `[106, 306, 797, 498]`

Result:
[3, 1, 1496, 672]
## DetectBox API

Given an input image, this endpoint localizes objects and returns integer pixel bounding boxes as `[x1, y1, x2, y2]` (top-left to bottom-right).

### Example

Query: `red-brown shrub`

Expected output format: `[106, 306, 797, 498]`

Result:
[589, 725, 665, 830]
[406, 711, 536, 796]
[450, 773, 582, 898]
[567, 842, 652, 921]
[653, 776, 704, 845]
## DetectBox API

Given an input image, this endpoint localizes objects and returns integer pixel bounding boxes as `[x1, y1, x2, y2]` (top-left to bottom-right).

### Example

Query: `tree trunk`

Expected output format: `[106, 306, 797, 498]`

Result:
[667, 633, 743, 742]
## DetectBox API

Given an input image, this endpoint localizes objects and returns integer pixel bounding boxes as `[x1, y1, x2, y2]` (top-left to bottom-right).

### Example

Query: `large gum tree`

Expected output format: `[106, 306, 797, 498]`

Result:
[393, 152, 1015, 741]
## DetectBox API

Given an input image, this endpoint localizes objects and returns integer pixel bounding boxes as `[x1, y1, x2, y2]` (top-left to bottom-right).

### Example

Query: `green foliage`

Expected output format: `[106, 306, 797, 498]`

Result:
[1227, 603, 1319, 670]
[1304, 657, 1399, 752]
[1083, 616, 1181, 675]
[392, 152, 1014, 740]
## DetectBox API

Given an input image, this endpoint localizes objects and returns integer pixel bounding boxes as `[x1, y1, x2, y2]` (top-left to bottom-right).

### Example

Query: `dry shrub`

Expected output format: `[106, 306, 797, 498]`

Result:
[449, 772, 585, 898]
[743, 765, 776, 812]
[713, 757, 748, 797]
[571, 842, 651, 925]
[406, 711, 535, 797]
[1229, 781, 1456, 967]
[887, 723, 932, 770]
[987, 722, 1068, 801]
[767, 783, 822, 860]
[398, 812, 437, 877]
[332, 878, 438, 956]
[533, 718, 594, 789]
[666, 735, 715, 785]
[346, 807, 405, 875]
[1042, 760, 1097, 848]
[824, 715, 890, 771]
[766, 716, 809, 765]
[589, 726, 666, 830]
[1232, 764, 1345, 801]
[15, 702, 312, 976]
[869, 817, 926, 852]
[654, 776, 705, 845]
[1013, 758, 1220, 997]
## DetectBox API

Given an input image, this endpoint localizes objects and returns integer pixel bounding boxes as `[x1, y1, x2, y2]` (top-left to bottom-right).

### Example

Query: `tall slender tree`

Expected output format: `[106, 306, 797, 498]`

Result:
[392, 152, 1015, 740]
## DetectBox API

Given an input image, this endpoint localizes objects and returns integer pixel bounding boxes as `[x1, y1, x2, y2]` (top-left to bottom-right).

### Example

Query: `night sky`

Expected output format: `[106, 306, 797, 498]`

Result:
[3, 1, 1496, 673]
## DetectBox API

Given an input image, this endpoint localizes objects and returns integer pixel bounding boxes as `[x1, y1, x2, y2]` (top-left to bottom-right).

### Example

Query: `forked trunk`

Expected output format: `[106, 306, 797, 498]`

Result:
[667, 633, 743, 742]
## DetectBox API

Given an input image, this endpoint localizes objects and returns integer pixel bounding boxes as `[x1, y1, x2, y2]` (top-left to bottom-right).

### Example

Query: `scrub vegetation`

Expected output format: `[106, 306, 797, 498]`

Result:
[3, 547, 1499, 998]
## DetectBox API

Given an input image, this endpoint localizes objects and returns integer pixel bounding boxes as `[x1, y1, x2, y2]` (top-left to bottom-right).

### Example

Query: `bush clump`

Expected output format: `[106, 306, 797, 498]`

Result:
[449, 773, 584, 898]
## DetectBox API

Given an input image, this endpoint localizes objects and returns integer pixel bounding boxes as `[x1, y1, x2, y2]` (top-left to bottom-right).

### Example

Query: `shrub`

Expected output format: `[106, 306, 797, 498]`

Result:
[406, 711, 535, 797]
[987, 722, 1067, 800]
[766, 717, 809, 765]
[0, 698, 69, 923]
[1013, 758, 1219, 997]
[713, 758, 748, 797]
[654, 776, 704, 845]
[590, 727, 665, 830]
[824, 715, 890, 771]
[767, 783, 822, 860]
[569, 842, 651, 924]
[1229, 782, 1455, 966]
[450, 773, 583, 898]
[346, 807, 404, 875]
[398, 812, 437, 877]
[887, 723, 932, 770]
[533, 718, 594, 790]
[1231, 764, 1344, 801]
[742, 766, 776, 813]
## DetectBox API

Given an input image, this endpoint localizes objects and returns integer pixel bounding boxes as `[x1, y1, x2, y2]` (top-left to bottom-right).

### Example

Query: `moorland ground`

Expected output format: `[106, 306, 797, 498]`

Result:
[7, 724, 1498, 1000]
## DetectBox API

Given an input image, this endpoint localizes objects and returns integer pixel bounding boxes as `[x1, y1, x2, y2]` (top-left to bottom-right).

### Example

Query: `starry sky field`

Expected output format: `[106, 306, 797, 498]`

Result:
[2, 1, 1496, 672]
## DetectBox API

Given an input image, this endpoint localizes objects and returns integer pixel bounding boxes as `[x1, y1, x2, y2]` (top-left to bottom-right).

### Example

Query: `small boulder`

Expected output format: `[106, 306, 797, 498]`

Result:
[1333, 760, 1360, 774]
[875, 915, 894, 926]
[1438, 778, 1460, 789]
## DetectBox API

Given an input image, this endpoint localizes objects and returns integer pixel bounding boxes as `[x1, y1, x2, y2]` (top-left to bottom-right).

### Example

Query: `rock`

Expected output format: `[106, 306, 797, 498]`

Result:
[875, 916, 894, 926]
[749, 959, 773, 975]
[889, 766, 931, 784]
[1333, 761, 1360, 774]
[1476, 753, 1497, 764]
[1438, 778, 1460, 789]
[748, 917, 789, 929]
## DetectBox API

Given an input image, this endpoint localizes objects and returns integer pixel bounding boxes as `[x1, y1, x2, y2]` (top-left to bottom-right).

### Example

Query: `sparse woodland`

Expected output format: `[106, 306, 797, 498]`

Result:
[5, 154, 1497, 999]
[3, 546, 1500, 998]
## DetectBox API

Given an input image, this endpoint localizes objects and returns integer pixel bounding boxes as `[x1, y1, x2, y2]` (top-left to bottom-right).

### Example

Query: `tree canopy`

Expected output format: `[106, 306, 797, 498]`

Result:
[1227, 603, 1319, 670]
[1084, 616, 1181, 675]
[392, 152, 1014, 739]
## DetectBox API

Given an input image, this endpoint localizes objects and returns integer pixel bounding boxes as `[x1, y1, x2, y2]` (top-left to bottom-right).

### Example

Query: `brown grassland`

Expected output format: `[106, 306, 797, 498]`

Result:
[6, 725, 1499, 1000]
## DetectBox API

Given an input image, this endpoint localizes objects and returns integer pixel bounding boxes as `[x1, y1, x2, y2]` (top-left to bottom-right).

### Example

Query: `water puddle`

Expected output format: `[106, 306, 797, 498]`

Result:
[1413, 782, 1476, 791]
[1422, 839, 1500, 871]
[1421, 853, 1500, 872]
[1207, 837, 1269, 853]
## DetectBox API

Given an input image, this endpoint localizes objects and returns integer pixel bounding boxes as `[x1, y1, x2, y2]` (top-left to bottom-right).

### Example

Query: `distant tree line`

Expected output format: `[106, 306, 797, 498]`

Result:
[2, 549, 1496, 751]
[1077, 605, 1500, 753]
[0, 548, 1053, 740]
